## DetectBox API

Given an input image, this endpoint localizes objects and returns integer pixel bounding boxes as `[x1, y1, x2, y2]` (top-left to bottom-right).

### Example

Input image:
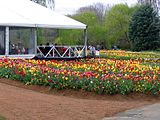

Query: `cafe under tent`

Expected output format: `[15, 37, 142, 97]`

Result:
[0, 0, 87, 59]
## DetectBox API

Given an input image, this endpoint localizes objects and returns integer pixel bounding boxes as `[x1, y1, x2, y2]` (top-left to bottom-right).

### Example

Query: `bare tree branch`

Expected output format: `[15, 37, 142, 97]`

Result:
[76, 3, 110, 25]
[30, 0, 55, 10]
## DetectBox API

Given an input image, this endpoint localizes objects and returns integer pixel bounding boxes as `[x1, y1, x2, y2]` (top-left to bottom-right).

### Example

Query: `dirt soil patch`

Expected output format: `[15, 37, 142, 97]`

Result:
[0, 78, 159, 120]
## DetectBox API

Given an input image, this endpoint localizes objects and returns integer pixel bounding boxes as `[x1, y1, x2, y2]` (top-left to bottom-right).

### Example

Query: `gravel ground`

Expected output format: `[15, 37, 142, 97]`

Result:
[0, 79, 159, 120]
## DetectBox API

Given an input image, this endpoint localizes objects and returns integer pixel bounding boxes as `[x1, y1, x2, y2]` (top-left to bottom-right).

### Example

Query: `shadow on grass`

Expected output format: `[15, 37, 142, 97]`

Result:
[0, 115, 6, 120]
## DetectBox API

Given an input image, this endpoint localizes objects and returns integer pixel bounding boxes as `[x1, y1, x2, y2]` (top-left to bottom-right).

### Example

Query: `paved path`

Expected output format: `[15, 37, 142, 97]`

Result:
[103, 103, 160, 120]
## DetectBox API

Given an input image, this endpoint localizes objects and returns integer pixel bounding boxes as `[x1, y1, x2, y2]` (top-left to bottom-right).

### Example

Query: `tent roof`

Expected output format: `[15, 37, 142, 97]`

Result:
[0, 0, 86, 29]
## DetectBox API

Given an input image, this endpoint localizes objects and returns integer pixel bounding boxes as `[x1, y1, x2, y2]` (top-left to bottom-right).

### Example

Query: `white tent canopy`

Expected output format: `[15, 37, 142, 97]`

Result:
[0, 0, 88, 59]
[0, 0, 86, 29]
[0, 6, 35, 27]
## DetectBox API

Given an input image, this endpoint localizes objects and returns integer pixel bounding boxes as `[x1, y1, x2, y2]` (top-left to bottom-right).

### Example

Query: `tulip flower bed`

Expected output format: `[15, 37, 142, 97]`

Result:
[0, 55, 159, 95]
[100, 50, 160, 62]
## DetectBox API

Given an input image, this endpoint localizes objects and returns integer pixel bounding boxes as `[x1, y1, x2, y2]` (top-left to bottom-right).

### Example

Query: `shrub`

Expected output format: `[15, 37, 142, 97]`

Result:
[129, 4, 160, 51]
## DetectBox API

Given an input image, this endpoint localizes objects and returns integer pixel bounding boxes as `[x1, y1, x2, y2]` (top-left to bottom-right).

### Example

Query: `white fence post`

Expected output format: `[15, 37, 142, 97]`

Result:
[5, 27, 9, 57]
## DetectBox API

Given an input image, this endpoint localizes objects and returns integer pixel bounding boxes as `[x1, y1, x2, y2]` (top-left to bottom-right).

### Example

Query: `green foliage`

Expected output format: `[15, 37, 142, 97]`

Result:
[56, 12, 107, 46]
[37, 28, 45, 44]
[105, 4, 136, 49]
[56, 29, 84, 45]
[50, 4, 140, 50]
[129, 4, 160, 51]
[73, 11, 107, 46]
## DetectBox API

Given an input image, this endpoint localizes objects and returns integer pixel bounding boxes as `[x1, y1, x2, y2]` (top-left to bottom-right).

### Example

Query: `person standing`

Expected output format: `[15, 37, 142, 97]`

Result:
[90, 45, 95, 57]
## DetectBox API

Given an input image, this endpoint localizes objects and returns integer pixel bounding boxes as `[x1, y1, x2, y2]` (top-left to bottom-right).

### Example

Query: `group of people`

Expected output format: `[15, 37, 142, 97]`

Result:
[38, 43, 63, 57]
[89, 44, 119, 57]
[38, 43, 52, 56]
[37, 42, 104, 58]
[10, 43, 27, 54]
[89, 45, 101, 57]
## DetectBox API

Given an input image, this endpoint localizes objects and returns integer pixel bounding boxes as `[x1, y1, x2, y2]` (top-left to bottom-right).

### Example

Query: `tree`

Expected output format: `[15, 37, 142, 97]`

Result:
[56, 12, 99, 45]
[137, 0, 160, 13]
[128, 4, 160, 51]
[45, 0, 54, 10]
[30, 0, 54, 10]
[72, 3, 111, 48]
[77, 3, 109, 25]
[105, 4, 135, 49]
[37, 28, 58, 45]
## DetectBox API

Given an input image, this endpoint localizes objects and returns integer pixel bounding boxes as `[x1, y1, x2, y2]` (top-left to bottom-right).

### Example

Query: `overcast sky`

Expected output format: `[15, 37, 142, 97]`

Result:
[54, 0, 137, 15]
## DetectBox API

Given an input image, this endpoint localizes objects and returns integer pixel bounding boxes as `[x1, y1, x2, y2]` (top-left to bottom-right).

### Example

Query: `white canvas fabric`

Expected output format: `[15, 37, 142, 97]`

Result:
[0, 6, 35, 27]
[0, 0, 86, 29]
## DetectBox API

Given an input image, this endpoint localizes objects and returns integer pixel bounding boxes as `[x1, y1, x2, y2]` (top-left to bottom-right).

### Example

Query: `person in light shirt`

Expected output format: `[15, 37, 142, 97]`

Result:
[89, 45, 95, 57]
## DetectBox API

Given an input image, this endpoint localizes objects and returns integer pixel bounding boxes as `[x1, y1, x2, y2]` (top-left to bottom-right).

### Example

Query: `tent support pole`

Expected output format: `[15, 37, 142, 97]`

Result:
[84, 28, 88, 57]
[34, 28, 37, 56]
[5, 27, 9, 57]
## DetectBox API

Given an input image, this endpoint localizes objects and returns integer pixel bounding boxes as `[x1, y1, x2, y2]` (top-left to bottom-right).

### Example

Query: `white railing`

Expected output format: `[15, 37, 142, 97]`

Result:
[36, 45, 86, 58]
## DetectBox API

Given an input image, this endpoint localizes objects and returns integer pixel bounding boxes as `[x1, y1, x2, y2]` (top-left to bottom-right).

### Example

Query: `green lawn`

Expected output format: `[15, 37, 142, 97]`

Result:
[0, 115, 6, 120]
